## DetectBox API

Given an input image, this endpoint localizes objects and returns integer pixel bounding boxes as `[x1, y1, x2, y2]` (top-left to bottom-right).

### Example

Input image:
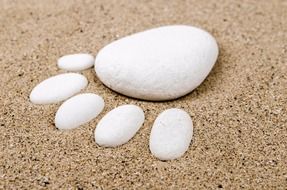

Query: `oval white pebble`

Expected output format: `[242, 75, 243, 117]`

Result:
[57, 53, 94, 71]
[30, 73, 88, 104]
[55, 93, 104, 130]
[95, 105, 144, 147]
[149, 108, 193, 160]
[95, 25, 219, 101]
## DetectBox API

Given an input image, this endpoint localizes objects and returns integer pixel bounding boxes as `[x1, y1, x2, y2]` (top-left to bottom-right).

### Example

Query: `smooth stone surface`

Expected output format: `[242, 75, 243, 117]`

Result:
[149, 108, 193, 160]
[57, 53, 94, 71]
[55, 93, 104, 130]
[95, 25, 219, 101]
[95, 105, 144, 147]
[30, 73, 88, 104]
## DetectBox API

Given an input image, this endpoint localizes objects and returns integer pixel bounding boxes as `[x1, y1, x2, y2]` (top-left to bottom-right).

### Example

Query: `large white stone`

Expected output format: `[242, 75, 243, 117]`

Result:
[95, 25, 219, 101]
[57, 53, 94, 71]
[95, 105, 144, 147]
[30, 73, 88, 104]
[55, 93, 104, 130]
[149, 108, 193, 160]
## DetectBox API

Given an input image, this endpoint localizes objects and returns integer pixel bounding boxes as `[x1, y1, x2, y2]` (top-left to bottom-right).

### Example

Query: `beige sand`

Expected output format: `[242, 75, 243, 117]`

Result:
[0, 0, 286, 189]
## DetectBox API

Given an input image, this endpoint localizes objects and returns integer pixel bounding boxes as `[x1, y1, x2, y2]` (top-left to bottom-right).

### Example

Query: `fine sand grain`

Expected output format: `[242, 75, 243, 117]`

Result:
[0, 0, 286, 189]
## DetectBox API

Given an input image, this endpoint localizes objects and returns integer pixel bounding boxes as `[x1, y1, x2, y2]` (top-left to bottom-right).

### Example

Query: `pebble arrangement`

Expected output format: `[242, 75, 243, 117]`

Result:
[29, 25, 218, 160]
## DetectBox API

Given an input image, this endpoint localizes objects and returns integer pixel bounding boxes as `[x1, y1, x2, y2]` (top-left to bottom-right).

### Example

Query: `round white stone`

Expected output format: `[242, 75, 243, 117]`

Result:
[55, 93, 104, 130]
[95, 105, 145, 147]
[95, 25, 219, 101]
[30, 73, 88, 104]
[57, 53, 94, 71]
[149, 108, 193, 160]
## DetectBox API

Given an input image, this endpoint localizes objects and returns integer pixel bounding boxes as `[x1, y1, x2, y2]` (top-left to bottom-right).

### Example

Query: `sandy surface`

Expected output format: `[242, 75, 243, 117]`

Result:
[0, 0, 286, 189]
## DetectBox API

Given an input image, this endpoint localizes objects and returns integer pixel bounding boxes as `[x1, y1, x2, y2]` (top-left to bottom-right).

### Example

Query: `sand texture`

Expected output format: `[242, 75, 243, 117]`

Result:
[0, 0, 286, 189]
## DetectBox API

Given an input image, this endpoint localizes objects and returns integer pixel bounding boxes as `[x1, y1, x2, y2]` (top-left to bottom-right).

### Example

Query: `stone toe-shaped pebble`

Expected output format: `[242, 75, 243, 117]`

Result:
[57, 53, 94, 71]
[95, 105, 144, 147]
[149, 108, 193, 160]
[55, 93, 104, 130]
[95, 25, 219, 101]
[30, 73, 88, 104]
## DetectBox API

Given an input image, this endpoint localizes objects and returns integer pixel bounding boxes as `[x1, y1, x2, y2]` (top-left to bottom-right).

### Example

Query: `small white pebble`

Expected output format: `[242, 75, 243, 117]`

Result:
[149, 108, 193, 160]
[57, 53, 94, 71]
[95, 105, 144, 147]
[30, 73, 88, 104]
[55, 93, 104, 130]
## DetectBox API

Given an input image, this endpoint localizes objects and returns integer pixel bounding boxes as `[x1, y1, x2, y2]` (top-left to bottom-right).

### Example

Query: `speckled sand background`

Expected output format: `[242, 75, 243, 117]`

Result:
[0, 0, 286, 189]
